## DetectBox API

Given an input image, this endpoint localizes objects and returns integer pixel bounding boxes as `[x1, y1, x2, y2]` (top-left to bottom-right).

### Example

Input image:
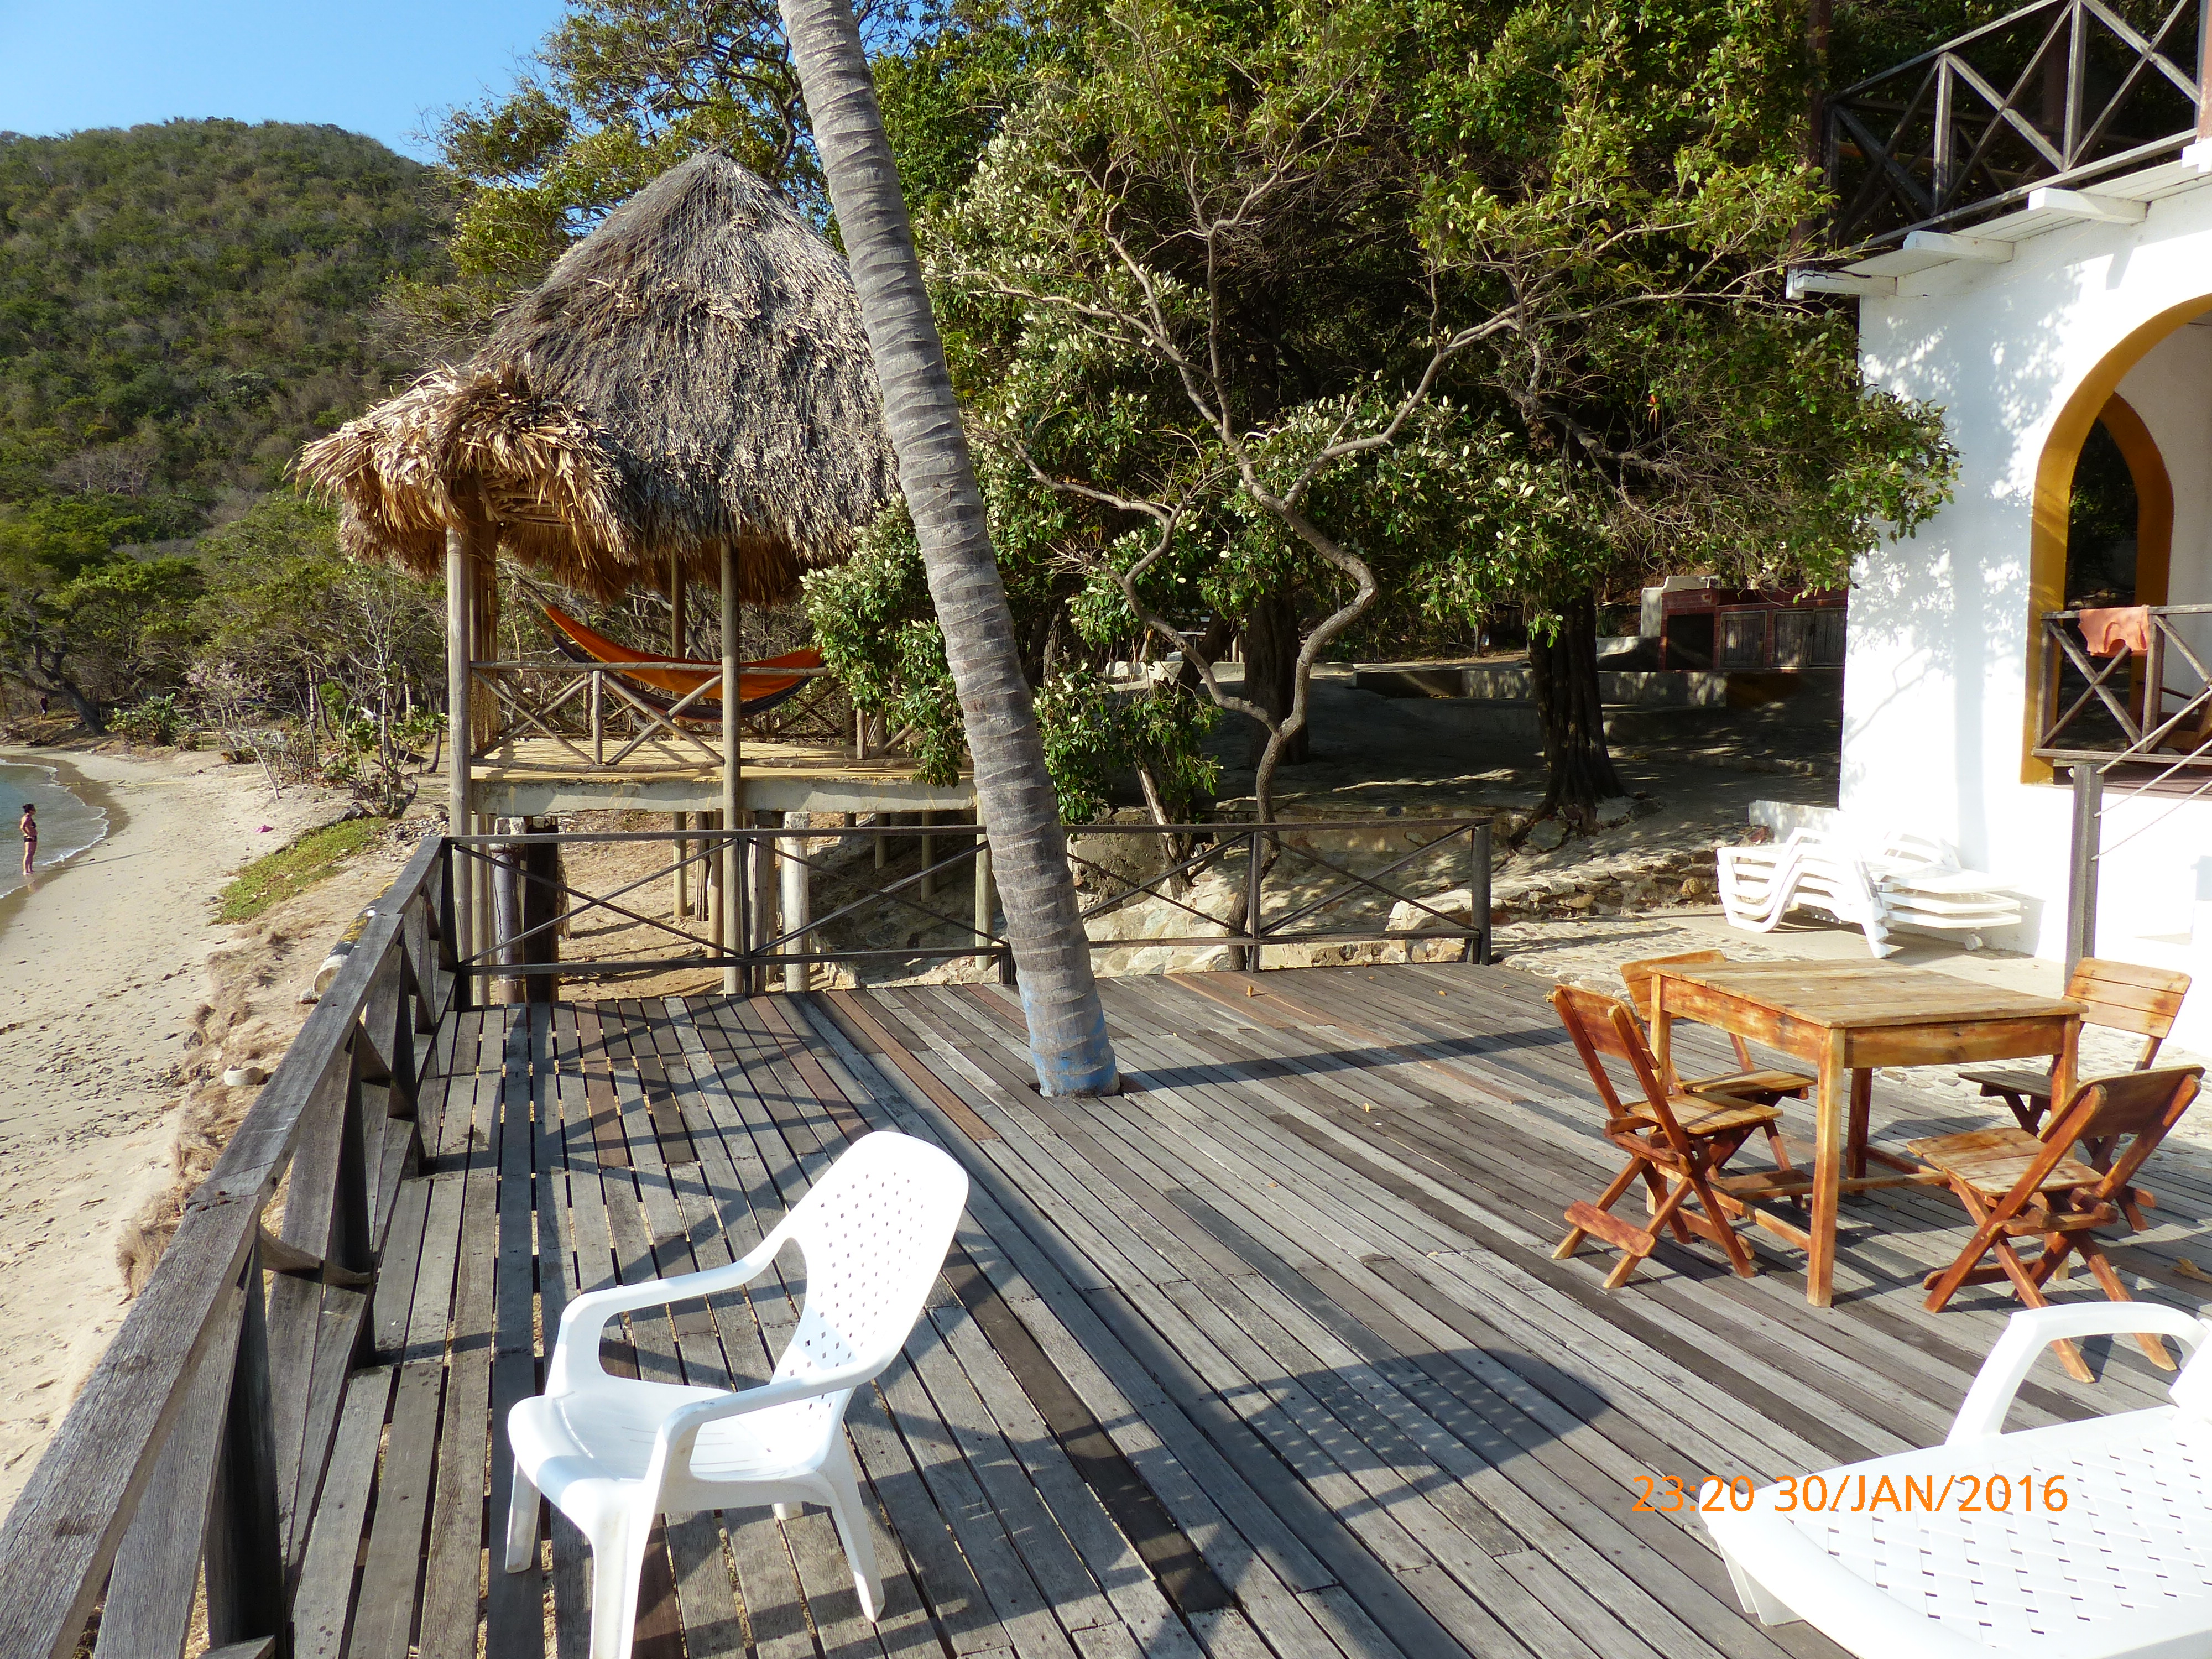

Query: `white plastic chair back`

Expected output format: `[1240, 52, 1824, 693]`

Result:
[768, 1133, 971, 1422]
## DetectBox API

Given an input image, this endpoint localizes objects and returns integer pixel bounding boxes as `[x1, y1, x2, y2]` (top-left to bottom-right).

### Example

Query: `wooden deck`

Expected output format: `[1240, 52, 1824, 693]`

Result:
[471, 735, 977, 816]
[311, 963, 2212, 1659]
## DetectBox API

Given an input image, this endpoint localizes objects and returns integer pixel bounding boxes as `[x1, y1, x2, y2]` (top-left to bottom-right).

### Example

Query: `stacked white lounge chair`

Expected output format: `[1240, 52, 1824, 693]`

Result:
[1717, 827, 2022, 956]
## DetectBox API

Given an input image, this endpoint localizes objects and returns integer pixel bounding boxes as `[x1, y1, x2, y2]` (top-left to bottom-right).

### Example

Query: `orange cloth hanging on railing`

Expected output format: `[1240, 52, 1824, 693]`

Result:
[538, 603, 821, 711]
[2079, 605, 2153, 657]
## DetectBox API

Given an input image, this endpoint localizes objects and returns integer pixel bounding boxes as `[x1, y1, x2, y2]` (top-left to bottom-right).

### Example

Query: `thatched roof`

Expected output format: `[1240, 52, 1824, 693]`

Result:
[299, 153, 896, 603]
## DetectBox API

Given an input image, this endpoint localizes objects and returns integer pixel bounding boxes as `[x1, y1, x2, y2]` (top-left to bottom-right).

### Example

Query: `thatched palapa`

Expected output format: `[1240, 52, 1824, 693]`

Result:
[300, 153, 897, 603]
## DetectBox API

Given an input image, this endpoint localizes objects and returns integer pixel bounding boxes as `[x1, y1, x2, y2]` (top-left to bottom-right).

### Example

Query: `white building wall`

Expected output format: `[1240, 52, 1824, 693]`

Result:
[1844, 181, 2212, 1045]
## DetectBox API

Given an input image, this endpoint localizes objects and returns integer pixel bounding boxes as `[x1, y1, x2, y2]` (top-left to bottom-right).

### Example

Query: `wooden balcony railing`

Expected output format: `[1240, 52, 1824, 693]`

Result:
[2034, 602, 2212, 766]
[468, 658, 869, 769]
[1829, 0, 2209, 247]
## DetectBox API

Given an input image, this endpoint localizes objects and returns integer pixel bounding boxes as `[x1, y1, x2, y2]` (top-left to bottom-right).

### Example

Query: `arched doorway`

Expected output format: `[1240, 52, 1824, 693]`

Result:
[2064, 395, 2170, 611]
[2022, 314, 2194, 781]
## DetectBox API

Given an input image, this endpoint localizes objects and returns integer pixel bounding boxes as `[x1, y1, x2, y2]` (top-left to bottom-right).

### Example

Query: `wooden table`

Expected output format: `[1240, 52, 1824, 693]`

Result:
[1648, 961, 2081, 1307]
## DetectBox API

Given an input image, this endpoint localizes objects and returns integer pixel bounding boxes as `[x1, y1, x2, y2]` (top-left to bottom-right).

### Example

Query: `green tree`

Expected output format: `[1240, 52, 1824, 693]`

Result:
[891, 0, 1954, 821]
[0, 121, 450, 516]
[0, 496, 202, 728]
[404, 0, 945, 348]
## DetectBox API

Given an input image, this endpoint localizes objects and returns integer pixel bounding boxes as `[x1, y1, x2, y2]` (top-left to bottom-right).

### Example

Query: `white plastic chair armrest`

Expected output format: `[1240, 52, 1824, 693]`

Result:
[547, 1231, 788, 1392]
[1946, 1303, 2211, 1444]
[648, 1359, 882, 1481]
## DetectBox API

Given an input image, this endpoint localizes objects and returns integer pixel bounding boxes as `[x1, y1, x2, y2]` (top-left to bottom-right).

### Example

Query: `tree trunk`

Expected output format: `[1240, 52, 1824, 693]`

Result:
[1241, 589, 1307, 766]
[1528, 594, 1624, 823]
[780, 0, 1118, 1096]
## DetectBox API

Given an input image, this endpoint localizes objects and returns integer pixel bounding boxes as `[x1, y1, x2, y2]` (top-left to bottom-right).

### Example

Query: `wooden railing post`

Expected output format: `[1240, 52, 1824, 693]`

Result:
[1469, 820, 1494, 964]
[2067, 762, 2104, 977]
[2198, 0, 2212, 137]
[204, 1242, 286, 1658]
[1933, 56, 1958, 206]
[1246, 827, 1266, 973]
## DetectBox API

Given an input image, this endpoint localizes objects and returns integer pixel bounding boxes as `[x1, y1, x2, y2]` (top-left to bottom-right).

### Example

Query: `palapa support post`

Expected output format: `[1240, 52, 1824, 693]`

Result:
[444, 526, 472, 968]
[471, 550, 498, 962]
[920, 810, 937, 899]
[722, 545, 743, 995]
[671, 550, 690, 924]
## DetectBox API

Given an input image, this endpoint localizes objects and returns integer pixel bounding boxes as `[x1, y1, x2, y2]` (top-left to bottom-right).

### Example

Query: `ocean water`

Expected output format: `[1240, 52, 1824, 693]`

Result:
[0, 761, 107, 899]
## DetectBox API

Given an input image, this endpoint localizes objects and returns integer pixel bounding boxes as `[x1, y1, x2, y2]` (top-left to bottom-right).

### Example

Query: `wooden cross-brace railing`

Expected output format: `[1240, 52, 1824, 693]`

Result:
[1828, 0, 2209, 247]
[0, 834, 458, 1659]
[2034, 603, 2212, 766]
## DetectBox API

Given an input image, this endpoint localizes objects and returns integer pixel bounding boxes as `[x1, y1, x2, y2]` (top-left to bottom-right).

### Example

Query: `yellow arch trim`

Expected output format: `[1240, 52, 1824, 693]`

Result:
[2022, 300, 2209, 782]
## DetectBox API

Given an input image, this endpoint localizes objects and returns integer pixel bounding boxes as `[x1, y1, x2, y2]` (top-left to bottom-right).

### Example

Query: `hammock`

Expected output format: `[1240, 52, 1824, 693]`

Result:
[539, 603, 822, 717]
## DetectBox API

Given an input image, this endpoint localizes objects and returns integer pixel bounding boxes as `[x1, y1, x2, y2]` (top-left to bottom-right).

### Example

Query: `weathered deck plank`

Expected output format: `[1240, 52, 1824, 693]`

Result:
[296, 964, 2212, 1659]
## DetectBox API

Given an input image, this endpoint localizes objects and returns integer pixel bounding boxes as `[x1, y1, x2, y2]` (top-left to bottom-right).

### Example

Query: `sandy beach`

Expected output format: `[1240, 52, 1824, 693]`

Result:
[0, 747, 368, 1517]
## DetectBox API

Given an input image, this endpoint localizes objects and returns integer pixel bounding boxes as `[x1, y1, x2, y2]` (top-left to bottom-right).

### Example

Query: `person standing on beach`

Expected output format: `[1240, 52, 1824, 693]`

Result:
[19, 803, 34, 875]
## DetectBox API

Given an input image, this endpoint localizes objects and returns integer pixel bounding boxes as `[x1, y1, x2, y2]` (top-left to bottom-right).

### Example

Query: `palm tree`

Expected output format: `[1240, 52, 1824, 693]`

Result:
[778, 0, 1118, 1096]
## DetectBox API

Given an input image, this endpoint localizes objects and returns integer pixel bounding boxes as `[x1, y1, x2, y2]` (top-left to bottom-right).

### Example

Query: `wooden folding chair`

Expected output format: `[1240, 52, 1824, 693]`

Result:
[1550, 985, 1788, 1287]
[1959, 957, 2190, 1134]
[1909, 1066, 2201, 1381]
[1620, 951, 1817, 1107]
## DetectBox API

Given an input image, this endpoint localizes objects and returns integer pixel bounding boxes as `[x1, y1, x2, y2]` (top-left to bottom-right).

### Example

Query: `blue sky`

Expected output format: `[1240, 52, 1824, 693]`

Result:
[0, 1, 570, 160]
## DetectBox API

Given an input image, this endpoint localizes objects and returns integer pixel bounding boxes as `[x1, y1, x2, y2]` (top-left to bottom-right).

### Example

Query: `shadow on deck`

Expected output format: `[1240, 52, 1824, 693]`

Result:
[306, 964, 2210, 1659]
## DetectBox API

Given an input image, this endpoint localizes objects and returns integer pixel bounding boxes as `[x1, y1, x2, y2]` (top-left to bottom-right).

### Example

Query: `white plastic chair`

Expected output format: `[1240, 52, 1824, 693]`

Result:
[1703, 1301, 2212, 1658]
[504, 1130, 971, 1659]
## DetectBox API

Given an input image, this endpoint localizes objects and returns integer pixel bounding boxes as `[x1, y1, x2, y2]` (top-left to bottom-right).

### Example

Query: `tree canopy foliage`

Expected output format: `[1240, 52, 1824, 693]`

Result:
[800, 0, 1956, 817]
[0, 120, 452, 518]
[395, 0, 947, 350]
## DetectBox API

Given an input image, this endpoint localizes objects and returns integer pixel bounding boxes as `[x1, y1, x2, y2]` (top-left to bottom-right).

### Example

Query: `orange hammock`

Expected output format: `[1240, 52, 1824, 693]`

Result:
[539, 603, 822, 714]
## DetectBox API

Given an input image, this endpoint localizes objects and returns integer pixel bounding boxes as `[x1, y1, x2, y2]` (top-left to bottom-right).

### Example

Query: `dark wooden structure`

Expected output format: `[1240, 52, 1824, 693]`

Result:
[4, 838, 2208, 1659]
[1827, 0, 2211, 248]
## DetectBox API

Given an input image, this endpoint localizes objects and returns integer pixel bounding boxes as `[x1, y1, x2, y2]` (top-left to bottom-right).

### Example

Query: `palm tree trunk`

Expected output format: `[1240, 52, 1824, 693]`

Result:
[779, 0, 1118, 1096]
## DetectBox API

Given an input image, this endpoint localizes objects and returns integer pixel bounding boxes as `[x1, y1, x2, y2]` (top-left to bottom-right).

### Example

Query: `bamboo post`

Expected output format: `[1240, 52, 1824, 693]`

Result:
[672, 551, 690, 923]
[781, 821, 811, 993]
[470, 552, 498, 958]
[722, 546, 743, 994]
[444, 526, 472, 968]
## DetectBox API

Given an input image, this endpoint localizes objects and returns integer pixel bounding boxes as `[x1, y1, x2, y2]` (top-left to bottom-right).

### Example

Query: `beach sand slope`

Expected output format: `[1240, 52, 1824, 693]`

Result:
[0, 748, 351, 1517]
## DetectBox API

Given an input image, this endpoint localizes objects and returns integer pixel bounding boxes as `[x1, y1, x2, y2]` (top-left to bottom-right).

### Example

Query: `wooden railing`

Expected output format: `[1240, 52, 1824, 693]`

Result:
[450, 817, 1496, 988]
[0, 834, 457, 1659]
[2033, 602, 2212, 767]
[1829, 0, 2208, 247]
[469, 658, 863, 769]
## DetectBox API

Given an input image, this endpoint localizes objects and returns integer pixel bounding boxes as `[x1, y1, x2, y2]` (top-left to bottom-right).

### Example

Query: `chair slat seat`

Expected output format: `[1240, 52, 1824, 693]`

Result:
[1906, 1124, 2105, 1196]
[1629, 1094, 1783, 1139]
[1955, 1062, 2052, 1103]
[1683, 1066, 1817, 1103]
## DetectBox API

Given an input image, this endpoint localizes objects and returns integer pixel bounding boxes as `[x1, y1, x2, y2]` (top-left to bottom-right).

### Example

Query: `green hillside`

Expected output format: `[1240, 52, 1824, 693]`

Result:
[0, 119, 451, 522]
